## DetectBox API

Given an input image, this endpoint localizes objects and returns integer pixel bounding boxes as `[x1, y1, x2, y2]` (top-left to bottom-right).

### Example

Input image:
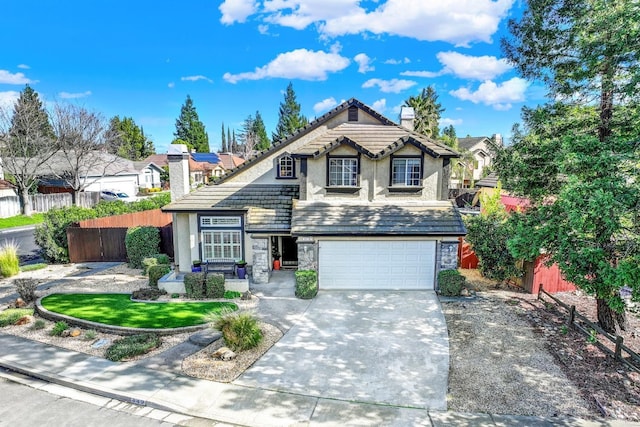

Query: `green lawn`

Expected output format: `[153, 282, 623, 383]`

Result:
[0, 213, 44, 229]
[41, 293, 238, 328]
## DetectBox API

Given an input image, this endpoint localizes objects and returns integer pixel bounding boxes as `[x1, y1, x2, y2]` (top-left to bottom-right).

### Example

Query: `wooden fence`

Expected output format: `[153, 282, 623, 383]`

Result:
[538, 285, 640, 373]
[67, 209, 174, 263]
[0, 192, 100, 218]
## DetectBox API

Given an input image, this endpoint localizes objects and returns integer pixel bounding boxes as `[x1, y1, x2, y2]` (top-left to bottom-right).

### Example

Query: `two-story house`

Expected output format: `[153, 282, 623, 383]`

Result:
[162, 99, 466, 290]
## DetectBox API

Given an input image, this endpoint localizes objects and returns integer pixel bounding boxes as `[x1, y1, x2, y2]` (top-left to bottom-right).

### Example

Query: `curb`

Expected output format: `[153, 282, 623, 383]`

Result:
[0, 225, 37, 235]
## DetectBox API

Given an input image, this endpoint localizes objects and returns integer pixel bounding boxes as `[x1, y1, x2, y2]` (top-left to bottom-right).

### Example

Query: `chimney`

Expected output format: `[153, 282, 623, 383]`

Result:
[493, 133, 503, 146]
[400, 107, 415, 131]
[167, 144, 190, 201]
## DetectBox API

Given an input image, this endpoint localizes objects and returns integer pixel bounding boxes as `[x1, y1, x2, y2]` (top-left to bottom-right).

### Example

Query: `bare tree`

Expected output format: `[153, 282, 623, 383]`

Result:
[0, 92, 58, 216]
[238, 115, 259, 159]
[48, 104, 124, 204]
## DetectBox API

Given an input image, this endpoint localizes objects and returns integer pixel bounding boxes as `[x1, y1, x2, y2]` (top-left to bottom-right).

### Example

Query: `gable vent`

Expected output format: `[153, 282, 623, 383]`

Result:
[348, 106, 358, 122]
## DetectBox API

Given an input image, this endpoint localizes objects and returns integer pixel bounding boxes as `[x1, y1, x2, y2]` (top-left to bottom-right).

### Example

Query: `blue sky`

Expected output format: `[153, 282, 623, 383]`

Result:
[1, 0, 545, 154]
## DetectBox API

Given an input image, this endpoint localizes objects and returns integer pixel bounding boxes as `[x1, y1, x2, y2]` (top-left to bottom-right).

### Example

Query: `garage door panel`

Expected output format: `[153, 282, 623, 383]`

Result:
[319, 240, 436, 290]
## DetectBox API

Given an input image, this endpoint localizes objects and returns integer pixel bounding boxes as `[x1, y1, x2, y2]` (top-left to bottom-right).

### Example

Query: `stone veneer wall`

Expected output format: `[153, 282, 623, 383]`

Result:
[252, 237, 270, 284]
[439, 241, 459, 271]
[296, 236, 317, 270]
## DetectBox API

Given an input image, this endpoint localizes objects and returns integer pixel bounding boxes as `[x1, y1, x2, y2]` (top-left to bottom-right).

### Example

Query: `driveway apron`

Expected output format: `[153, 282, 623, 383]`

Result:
[234, 290, 449, 410]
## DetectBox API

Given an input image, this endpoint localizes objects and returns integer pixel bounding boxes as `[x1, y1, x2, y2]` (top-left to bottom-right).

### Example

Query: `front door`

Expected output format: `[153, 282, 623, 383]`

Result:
[281, 236, 298, 268]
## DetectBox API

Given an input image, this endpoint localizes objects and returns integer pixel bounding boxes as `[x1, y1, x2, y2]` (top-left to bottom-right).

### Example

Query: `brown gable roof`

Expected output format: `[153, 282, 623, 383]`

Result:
[217, 153, 245, 170]
[293, 123, 458, 159]
[144, 154, 168, 168]
[214, 98, 397, 183]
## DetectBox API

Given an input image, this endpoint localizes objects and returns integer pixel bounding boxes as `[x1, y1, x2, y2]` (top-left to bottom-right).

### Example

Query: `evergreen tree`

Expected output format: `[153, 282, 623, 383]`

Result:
[227, 127, 232, 152]
[108, 116, 155, 160]
[173, 95, 209, 152]
[403, 87, 444, 138]
[220, 122, 227, 152]
[272, 82, 308, 144]
[441, 125, 457, 148]
[495, 0, 640, 333]
[231, 130, 238, 153]
[9, 85, 55, 156]
[253, 111, 270, 151]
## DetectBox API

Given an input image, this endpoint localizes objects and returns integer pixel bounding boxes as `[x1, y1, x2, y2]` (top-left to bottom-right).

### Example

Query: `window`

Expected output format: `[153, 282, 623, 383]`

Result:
[278, 155, 295, 178]
[329, 158, 358, 186]
[392, 158, 421, 186]
[200, 216, 242, 227]
[202, 230, 242, 260]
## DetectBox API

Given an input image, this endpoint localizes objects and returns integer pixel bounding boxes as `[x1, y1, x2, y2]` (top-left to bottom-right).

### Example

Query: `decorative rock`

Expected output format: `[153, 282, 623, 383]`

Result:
[15, 315, 34, 326]
[212, 346, 237, 361]
[460, 288, 470, 297]
[69, 328, 82, 337]
[92, 338, 111, 348]
[61, 329, 71, 337]
[14, 298, 26, 308]
[189, 330, 222, 347]
[241, 291, 252, 300]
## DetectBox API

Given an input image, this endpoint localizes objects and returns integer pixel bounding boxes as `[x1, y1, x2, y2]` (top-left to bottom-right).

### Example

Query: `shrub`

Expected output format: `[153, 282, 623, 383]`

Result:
[224, 290, 242, 299]
[14, 278, 38, 303]
[0, 308, 33, 327]
[141, 257, 158, 275]
[148, 264, 171, 288]
[131, 287, 167, 301]
[35, 206, 97, 263]
[105, 333, 161, 361]
[184, 272, 205, 299]
[84, 329, 97, 340]
[0, 241, 20, 278]
[438, 270, 466, 296]
[50, 321, 69, 336]
[295, 270, 318, 299]
[31, 319, 46, 330]
[209, 309, 262, 351]
[205, 273, 225, 299]
[152, 253, 170, 265]
[125, 226, 161, 268]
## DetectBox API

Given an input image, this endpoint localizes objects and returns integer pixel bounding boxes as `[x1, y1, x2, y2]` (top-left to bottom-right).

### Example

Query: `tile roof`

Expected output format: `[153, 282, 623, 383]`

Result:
[291, 200, 466, 236]
[293, 123, 458, 159]
[217, 153, 245, 170]
[475, 173, 499, 188]
[458, 137, 490, 151]
[143, 154, 168, 168]
[162, 184, 299, 232]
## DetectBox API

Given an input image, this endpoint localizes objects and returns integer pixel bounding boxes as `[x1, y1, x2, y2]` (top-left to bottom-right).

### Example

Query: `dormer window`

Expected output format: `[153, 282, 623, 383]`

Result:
[277, 155, 295, 179]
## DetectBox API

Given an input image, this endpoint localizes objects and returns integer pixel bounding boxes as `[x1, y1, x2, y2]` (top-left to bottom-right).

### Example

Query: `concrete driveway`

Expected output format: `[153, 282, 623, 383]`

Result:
[234, 289, 449, 410]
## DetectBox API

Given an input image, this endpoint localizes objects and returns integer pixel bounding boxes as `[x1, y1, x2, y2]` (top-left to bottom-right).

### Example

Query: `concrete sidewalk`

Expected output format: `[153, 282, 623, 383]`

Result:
[0, 333, 635, 427]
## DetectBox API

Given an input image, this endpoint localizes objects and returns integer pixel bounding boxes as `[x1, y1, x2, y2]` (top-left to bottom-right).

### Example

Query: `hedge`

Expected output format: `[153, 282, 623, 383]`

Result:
[437, 269, 466, 296]
[148, 264, 171, 288]
[295, 270, 318, 299]
[125, 226, 161, 269]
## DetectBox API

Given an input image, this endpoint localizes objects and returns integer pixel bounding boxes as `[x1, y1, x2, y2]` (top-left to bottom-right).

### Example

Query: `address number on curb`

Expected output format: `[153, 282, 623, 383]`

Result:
[130, 398, 147, 406]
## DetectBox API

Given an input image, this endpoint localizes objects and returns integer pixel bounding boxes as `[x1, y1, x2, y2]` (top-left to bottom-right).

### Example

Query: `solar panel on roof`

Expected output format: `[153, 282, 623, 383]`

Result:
[191, 153, 220, 163]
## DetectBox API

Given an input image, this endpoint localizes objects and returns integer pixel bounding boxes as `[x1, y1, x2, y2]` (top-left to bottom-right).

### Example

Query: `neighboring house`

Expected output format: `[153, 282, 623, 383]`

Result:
[0, 179, 16, 198]
[133, 161, 163, 189]
[162, 98, 466, 290]
[144, 152, 244, 186]
[452, 135, 501, 188]
[37, 151, 141, 197]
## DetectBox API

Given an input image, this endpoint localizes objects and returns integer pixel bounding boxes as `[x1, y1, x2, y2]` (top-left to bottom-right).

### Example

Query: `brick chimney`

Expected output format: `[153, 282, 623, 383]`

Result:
[167, 144, 190, 201]
[400, 107, 415, 131]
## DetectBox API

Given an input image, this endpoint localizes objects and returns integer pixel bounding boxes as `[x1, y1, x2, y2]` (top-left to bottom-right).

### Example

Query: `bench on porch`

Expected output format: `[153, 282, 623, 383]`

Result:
[204, 259, 236, 277]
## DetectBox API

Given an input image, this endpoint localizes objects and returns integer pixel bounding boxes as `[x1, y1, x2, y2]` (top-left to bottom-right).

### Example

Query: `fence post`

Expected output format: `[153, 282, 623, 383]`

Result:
[567, 305, 575, 327]
[537, 284, 543, 300]
[615, 336, 624, 361]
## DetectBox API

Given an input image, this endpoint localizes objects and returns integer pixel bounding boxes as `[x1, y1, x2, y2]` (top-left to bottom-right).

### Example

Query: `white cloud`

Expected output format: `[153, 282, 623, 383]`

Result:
[401, 51, 512, 81]
[313, 97, 339, 113]
[167, 82, 175, 88]
[354, 53, 375, 73]
[0, 91, 20, 109]
[0, 70, 35, 85]
[258, 24, 270, 34]
[58, 91, 92, 99]
[17, 64, 30, 69]
[449, 77, 529, 110]
[220, 0, 258, 24]
[223, 48, 350, 83]
[181, 75, 213, 83]
[385, 58, 410, 65]
[222, 0, 514, 46]
[441, 117, 463, 126]
[362, 78, 416, 94]
[371, 98, 386, 112]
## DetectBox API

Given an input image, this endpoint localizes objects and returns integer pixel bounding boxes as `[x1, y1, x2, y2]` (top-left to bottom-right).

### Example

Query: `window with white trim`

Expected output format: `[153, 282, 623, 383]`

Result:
[329, 158, 358, 186]
[392, 158, 421, 186]
[202, 230, 242, 260]
[278, 155, 294, 178]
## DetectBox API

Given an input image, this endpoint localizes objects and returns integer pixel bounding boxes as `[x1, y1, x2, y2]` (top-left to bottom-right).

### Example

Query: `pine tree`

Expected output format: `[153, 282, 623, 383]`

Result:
[173, 95, 210, 152]
[108, 116, 155, 160]
[9, 85, 54, 156]
[253, 111, 270, 151]
[272, 82, 308, 144]
[220, 122, 227, 152]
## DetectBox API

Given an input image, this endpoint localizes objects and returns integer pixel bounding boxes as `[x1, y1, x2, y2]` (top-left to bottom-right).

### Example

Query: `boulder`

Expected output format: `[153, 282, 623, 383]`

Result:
[69, 328, 81, 337]
[61, 329, 71, 337]
[460, 288, 470, 297]
[241, 291, 252, 301]
[212, 346, 236, 361]
[14, 315, 34, 326]
[14, 298, 26, 308]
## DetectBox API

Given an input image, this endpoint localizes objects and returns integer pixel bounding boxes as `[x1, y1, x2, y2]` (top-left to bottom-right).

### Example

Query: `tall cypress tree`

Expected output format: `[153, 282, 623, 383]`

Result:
[272, 82, 308, 144]
[253, 111, 270, 150]
[173, 95, 210, 152]
[220, 122, 227, 152]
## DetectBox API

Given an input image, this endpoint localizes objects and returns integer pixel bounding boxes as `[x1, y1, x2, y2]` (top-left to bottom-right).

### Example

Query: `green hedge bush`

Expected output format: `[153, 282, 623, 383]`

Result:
[206, 273, 225, 299]
[184, 272, 206, 299]
[125, 226, 161, 269]
[141, 254, 171, 275]
[437, 270, 466, 296]
[295, 270, 318, 299]
[148, 264, 171, 288]
[105, 333, 161, 361]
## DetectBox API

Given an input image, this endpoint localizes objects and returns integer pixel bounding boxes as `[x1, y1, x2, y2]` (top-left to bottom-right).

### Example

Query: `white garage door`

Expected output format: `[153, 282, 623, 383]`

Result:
[318, 240, 436, 290]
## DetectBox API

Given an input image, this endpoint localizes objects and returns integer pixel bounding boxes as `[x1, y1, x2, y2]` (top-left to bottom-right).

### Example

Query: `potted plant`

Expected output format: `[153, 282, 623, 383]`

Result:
[272, 250, 281, 270]
[235, 259, 247, 279]
[191, 260, 202, 273]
